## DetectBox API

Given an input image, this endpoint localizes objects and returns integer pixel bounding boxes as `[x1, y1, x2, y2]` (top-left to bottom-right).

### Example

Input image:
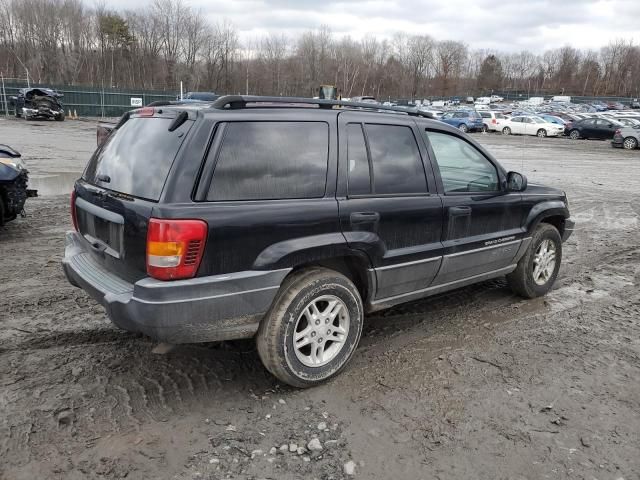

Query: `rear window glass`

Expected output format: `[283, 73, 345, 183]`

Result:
[83, 117, 192, 201]
[208, 122, 328, 201]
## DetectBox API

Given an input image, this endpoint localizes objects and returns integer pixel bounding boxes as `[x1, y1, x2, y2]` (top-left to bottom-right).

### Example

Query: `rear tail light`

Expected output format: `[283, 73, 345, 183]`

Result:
[146, 218, 207, 280]
[491, 119, 497, 124]
[70, 190, 79, 231]
[614, 129, 621, 135]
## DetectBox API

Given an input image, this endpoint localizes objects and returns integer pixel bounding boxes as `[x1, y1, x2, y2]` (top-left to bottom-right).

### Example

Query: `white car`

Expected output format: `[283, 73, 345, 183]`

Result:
[501, 116, 566, 137]
[490, 95, 504, 103]
[479, 111, 507, 132]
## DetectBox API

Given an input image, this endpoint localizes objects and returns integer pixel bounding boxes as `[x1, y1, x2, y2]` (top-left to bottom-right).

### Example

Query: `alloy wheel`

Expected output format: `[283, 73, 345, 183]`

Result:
[293, 295, 350, 368]
[623, 137, 638, 150]
[532, 239, 557, 286]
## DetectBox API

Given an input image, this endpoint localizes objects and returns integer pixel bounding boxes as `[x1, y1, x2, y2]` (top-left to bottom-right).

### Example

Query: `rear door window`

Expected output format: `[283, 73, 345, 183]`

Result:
[83, 117, 193, 201]
[364, 124, 427, 195]
[208, 122, 328, 201]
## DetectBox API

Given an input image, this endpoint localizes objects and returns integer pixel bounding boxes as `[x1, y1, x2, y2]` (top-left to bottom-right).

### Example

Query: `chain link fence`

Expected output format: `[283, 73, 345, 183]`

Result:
[0, 76, 177, 118]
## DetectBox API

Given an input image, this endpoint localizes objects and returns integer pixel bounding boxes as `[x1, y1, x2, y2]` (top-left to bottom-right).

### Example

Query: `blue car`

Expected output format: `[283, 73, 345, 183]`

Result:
[539, 114, 567, 126]
[439, 110, 484, 132]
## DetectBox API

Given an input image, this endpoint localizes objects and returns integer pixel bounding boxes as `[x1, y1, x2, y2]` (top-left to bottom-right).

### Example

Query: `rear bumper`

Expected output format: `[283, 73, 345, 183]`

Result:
[62, 231, 290, 343]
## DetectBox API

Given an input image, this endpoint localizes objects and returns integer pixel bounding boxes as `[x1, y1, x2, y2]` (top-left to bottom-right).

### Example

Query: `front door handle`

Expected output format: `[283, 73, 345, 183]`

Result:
[350, 212, 380, 224]
[450, 206, 471, 215]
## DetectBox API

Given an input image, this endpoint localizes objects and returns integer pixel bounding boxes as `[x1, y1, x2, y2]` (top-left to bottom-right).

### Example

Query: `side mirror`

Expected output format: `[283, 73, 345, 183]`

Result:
[507, 171, 527, 192]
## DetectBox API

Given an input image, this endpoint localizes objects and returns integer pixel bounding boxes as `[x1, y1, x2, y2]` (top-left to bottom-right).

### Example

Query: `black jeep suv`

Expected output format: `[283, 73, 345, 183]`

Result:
[63, 96, 573, 387]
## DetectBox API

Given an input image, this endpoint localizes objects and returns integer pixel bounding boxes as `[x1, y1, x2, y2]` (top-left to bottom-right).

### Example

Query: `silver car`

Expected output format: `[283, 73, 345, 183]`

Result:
[611, 125, 640, 150]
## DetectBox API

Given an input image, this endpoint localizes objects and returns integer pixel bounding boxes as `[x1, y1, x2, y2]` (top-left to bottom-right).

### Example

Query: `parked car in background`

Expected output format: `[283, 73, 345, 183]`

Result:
[551, 96, 571, 103]
[465, 96, 475, 104]
[631, 99, 640, 109]
[351, 96, 378, 104]
[10, 88, 65, 121]
[0, 145, 36, 225]
[490, 95, 504, 103]
[440, 110, 484, 132]
[568, 118, 624, 140]
[611, 125, 640, 149]
[607, 101, 625, 111]
[479, 111, 507, 132]
[179, 92, 219, 102]
[501, 116, 565, 137]
[538, 114, 567, 127]
[615, 117, 640, 127]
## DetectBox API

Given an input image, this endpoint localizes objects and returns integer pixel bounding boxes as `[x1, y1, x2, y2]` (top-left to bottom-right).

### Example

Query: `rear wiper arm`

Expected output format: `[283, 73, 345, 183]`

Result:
[168, 111, 188, 132]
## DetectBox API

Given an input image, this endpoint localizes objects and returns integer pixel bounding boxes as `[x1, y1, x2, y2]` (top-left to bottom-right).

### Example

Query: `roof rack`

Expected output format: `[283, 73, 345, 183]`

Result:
[210, 95, 435, 118]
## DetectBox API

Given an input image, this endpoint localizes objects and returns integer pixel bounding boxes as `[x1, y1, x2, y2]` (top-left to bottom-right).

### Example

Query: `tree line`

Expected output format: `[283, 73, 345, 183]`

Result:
[1, 0, 640, 99]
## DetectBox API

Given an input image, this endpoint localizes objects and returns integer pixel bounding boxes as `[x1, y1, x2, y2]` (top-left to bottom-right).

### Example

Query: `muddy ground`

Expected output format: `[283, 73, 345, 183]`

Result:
[1, 118, 639, 480]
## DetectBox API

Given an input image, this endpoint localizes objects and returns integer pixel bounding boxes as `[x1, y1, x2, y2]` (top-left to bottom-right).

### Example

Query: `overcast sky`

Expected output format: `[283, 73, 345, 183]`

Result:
[107, 0, 640, 53]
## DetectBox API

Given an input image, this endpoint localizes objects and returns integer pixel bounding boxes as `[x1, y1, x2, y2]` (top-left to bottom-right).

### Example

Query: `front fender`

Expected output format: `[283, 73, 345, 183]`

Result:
[525, 200, 570, 233]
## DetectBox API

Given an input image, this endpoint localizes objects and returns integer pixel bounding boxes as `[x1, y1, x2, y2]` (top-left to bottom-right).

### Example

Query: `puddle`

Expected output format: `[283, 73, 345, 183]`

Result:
[28, 172, 79, 196]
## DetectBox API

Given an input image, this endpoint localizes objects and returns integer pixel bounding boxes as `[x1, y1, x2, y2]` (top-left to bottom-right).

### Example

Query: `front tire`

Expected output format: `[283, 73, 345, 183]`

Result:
[458, 124, 469, 133]
[623, 137, 638, 149]
[569, 130, 580, 140]
[507, 223, 562, 299]
[502, 127, 511, 135]
[537, 129, 547, 138]
[256, 268, 364, 388]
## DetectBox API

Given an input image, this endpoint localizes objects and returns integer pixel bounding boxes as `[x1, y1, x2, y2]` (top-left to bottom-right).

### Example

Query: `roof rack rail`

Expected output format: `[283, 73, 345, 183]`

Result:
[210, 95, 435, 118]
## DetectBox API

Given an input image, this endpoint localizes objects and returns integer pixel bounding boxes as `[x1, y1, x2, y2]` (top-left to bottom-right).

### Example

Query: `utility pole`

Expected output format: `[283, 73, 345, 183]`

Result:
[1, 73, 7, 116]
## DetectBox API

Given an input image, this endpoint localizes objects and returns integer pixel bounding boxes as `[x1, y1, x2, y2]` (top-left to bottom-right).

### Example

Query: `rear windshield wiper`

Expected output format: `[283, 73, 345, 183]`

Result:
[168, 111, 188, 132]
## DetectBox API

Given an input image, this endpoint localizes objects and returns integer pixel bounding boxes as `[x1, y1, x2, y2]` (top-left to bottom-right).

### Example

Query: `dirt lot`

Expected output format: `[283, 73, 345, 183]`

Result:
[1, 117, 639, 480]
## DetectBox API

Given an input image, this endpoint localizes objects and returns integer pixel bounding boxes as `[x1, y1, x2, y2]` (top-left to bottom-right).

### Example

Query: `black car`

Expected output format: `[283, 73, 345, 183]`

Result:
[10, 88, 65, 121]
[62, 96, 573, 388]
[567, 118, 623, 140]
[0, 145, 35, 225]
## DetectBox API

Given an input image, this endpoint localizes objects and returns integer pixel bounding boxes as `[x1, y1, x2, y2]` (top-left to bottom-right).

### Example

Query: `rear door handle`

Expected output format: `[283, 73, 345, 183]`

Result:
[450, 206, 471, 215]
[350, 212, 380, 224]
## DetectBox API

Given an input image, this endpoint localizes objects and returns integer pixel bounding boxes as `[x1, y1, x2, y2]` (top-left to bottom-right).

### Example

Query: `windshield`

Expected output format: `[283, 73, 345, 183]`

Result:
[83, 117, 193, 201]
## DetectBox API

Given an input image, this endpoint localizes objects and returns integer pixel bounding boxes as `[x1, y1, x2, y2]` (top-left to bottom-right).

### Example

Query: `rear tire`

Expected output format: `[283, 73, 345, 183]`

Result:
[623, 137, 638, 150]
[55, 113, 65, 122]
[458, 124, 469, 133]
[502, 127, 511, 135]
[481, 124, 489, 133]
[507, 223, 562, 299]
[256, 267, 364, 388]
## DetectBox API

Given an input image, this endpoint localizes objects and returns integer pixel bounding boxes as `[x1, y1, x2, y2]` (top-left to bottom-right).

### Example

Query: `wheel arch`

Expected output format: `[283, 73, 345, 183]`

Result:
[525, 202, 569, 238]
[287, 253, 374, 306]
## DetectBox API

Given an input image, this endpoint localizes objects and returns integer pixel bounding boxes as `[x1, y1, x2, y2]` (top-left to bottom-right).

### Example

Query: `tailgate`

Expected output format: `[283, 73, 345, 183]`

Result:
[74, 181, 154, 282]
